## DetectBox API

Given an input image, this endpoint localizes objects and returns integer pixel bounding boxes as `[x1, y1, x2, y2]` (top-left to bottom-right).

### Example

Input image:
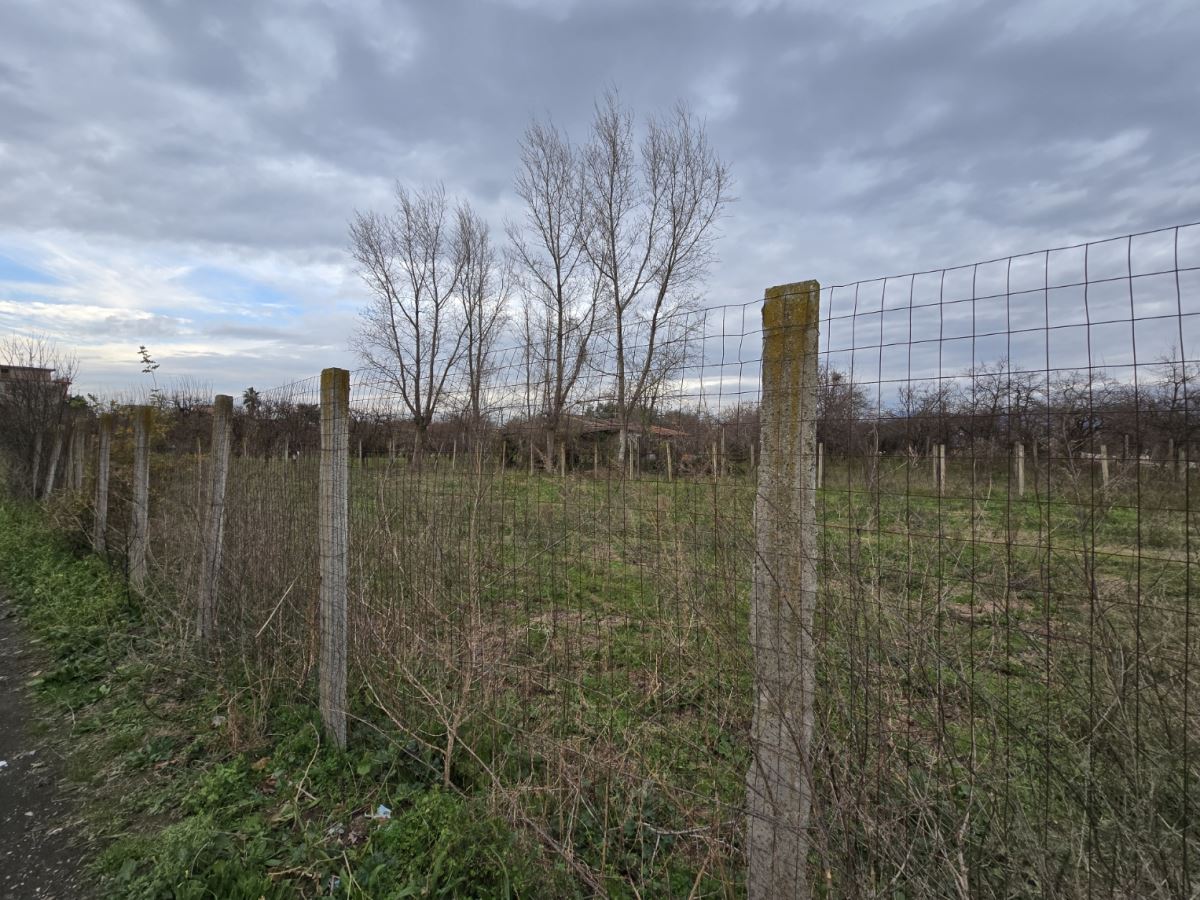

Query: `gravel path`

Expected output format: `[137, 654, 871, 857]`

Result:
[0, 596, 92, 899]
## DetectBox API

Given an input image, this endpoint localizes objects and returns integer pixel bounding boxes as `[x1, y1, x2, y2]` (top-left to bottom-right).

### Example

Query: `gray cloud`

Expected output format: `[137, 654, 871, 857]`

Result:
[0, 0, 1197, 394]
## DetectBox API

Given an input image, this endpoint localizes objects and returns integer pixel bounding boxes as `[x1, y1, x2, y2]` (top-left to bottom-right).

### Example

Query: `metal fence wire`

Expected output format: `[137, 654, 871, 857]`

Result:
[24, 221, 1200, 897]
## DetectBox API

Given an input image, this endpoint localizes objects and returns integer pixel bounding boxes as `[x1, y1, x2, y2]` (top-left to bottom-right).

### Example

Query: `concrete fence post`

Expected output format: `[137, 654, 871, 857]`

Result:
[747, 279, 820, 899]
[665, 441, 673, 482]
[938, 444, 947, 495]
[1099, 443, 1110, 489]
[319, 368, 350, 749]
[92, 414, 112, 554]
[817, 441, 824, 489]
[197, 395, 233, 644]
[1014, 442, 1025, 498]
[129, 406, 152, 592]
[71, 423, 85, 492]
[42, 425, 63, 498]
[559, 442, 566, 478]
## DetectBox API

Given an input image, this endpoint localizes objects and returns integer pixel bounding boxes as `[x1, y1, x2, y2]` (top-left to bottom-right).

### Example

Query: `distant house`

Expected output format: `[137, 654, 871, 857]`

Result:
[0, 364, 71, 399]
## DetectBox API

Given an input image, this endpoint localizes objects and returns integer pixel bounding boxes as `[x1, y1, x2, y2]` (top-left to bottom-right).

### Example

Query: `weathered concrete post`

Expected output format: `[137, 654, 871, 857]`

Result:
[938, 444, 947, 495]
[559, 442, 566, 478]
[747, 280, 819, 899]
[319, 368, 350, 749]
[1100, 443, 1110, 489]
[65, 424, 82, 492]
[72, 424, 85, 491]
[42, 425, 63, 498]
[720, 428, 727, 478]
[129, 406, 152, 592]
[817, 441, 824, 489]
[1014, 442, 1025, 498]
[665, 441, 673, 482]
[593, 443, 599, 477]
[1180, 445, 1188, 481]
[92, 414, 112, 554]
[711, 441, 719, 478]
[197, 395, 233, 644]
[30, 431, 43, 499]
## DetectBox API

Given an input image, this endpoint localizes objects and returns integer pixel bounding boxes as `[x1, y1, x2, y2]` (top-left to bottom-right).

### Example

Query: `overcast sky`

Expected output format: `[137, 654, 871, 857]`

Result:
[2, 0, 1198, 398]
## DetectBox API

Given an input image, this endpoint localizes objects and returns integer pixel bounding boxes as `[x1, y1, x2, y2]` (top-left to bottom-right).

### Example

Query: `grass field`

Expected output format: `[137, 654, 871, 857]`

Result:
[40, 447, 1200, 896]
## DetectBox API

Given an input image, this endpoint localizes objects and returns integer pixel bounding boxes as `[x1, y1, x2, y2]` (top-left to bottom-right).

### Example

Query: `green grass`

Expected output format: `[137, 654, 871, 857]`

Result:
[8, 449, 1200, 897]
[0, 501, 567, 899]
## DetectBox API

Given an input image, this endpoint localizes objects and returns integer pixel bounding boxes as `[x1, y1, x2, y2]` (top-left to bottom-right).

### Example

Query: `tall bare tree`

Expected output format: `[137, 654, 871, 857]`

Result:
[351, 183, 466, 452]
[507, 117, 600, 468]
[582, 90, 731, 464]
[454, 201, 508, 437]
[0, 335, 77, 498]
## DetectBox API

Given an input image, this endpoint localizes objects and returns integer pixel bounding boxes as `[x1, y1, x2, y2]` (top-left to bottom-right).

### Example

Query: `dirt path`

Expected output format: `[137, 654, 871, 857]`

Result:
[0, 596, 92, 899]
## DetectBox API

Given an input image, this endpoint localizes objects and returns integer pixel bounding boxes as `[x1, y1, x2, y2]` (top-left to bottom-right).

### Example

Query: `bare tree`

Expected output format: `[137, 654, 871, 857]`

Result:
[350, 183, 467, 453]
[581, 90, 731, 464]
[454, 201, 508, 437]
[0, 335, 77, 498]
[507, 117, 600, 469]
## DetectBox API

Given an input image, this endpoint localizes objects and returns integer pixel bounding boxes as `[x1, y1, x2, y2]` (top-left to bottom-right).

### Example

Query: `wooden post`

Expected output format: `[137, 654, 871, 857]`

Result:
[42, 425, 63, 498]
[129, 406, 152, 593]
[1014, 442, 1025, 497]
[319, 369, 349, 748]
[748, 280, 819, 899]
[1100, 443, 1110, 489]
[197, 395, 232, 644]
[92, 414, 112, 554]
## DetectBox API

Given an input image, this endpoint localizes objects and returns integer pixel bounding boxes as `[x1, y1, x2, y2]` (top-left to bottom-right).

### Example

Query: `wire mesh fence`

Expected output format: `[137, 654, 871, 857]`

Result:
[8, 221, 1199, 896]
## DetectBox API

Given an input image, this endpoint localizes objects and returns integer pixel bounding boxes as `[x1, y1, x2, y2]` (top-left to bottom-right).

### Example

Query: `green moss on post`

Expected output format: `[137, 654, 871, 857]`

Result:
[748, 279, 820, 900]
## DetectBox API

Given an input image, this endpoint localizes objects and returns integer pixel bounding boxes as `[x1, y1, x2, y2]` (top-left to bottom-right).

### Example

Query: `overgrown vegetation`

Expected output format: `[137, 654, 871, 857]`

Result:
[0, 501, 567, 898]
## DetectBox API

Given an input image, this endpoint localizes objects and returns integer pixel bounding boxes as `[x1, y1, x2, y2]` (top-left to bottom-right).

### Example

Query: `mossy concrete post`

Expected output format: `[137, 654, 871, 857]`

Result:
[130, 406, 152, 592]
[319, 368, 350, 749]
[1014, 442, 1025, 498]
[747, 279, 819, 900]
[42, 425, 63, 498]
[93, 414, 112, 554]
[197, 395, 233, 644]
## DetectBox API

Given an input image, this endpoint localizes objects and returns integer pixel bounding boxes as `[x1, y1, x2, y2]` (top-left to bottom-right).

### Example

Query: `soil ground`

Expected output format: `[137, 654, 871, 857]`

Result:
[0, 595, 91, 899]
